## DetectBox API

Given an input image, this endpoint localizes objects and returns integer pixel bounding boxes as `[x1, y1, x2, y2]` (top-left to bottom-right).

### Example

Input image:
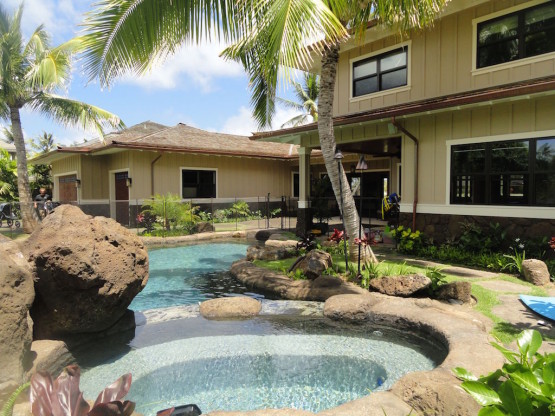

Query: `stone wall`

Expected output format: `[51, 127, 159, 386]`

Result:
[399, 213, 555, 245]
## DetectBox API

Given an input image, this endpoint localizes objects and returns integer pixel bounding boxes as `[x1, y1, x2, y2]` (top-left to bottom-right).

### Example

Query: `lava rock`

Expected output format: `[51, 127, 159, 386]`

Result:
[23, 205, 149, 339]
[291, 250, 333, 280]
[0, 236, 34, 399]
[435, 281, 472, 303]
[369, 274, 431, 297]
[521, 259, 550, 286]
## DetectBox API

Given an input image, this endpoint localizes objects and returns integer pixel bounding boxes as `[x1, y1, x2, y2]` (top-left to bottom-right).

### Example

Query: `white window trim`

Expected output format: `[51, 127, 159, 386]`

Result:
[53, 171, 78, 202]
[471, 0, 555, 74]
[180, 166, 218, 199]
[349, 41, 412, 102]
[444, 129, 555, 208]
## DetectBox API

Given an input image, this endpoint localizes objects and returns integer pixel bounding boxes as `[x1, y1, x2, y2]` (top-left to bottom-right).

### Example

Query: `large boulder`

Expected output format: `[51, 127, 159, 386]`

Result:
[521, 259, 550, 286]
[0, 236, 34, 399]
[23, 205, 149, 339]
[291, 249, 333, 279]
[369, 274, 431, 297]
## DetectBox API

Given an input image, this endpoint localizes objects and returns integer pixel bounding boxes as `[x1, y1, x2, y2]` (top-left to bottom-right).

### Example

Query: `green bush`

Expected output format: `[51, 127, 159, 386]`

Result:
[391, 226, 425, 254]
[143, 193, 200, 231]
[454, 329, 554, 415]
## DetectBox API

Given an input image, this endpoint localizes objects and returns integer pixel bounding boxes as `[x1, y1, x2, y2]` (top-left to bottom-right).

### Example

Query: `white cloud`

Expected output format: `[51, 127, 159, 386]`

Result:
[4, 0, 85, 41]
[220, 106, 302, 136]
[120, 43, 244, 92]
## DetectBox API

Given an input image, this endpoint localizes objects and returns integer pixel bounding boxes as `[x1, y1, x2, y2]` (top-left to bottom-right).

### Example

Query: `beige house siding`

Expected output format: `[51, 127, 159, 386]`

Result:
[398, 95, 555, 219]
[51, 151, 298, 202]
[335, 0, 555, 117]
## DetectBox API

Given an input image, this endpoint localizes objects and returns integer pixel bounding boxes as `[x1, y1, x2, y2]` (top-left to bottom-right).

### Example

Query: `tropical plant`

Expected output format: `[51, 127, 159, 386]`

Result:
[453, 329, 555, 416]
[391, 226, 425, 254]
[328, 228, 344, 243]
[0, 3, 124, 232]
[0, 148, 18, 200]
[277, 72, 319, 128]
[229, 200, 251, 219]
[1, 126, 14, 143]
[1, 381, 29, 416]
[502, 239, 526, 276]
[28, 132, 55, 192]
[425, 265, 447, 296]
[80, 0, 448, 265]
[30, 365, 135, 416]
[143, 193, 200, 231]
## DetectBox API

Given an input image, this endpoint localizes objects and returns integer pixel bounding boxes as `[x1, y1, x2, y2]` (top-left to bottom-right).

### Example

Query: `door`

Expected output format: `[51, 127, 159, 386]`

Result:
[114, 172, 129, 225]
[58, 175, 77, 203]
[361, 172, 389, 219]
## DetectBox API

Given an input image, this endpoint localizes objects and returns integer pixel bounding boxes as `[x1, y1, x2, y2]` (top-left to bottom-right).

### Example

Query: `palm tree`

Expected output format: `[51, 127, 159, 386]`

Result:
[0, 4, 125, 232]
[277, 72, 319, 128]
[1, 126, 14, 143]
[80, 0, 447, 262]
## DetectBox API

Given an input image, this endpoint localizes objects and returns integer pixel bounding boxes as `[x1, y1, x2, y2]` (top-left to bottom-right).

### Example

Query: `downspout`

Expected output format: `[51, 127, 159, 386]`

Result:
[151, 154, 162, 196]
[391, 117, 418, 231]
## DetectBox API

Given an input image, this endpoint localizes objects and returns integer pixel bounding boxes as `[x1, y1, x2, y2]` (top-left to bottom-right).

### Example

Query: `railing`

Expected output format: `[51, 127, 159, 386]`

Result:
[1, 195, 395, 237]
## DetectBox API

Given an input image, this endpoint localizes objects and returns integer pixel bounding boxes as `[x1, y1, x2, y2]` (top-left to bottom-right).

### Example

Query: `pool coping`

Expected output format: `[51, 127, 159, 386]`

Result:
[199, 293, 505, 416]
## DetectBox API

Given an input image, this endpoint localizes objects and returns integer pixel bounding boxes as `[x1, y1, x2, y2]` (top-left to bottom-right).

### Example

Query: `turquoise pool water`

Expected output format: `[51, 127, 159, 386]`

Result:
[78, 314, 445, 415]
[130, 242, 259, 311]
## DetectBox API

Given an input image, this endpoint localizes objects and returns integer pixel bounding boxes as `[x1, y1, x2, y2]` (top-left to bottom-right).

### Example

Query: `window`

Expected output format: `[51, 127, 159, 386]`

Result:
[352, 47, 407, 97]
[450, 137, 555, 206]
[181, 169, 216, 198]
[292, 172, 299, 197]
[477, 2, 555, 69]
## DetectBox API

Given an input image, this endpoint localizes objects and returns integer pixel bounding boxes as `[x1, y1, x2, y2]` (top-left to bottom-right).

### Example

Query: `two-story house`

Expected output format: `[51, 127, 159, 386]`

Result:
[255, 0, 555, 241]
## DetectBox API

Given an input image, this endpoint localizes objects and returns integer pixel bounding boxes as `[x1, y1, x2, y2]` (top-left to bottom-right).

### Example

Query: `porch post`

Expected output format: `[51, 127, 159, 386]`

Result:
[296, 147, 312, 236]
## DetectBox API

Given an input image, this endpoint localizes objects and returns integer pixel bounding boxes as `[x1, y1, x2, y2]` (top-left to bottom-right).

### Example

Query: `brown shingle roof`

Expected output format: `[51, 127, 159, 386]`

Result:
[35, 121, 299, 162]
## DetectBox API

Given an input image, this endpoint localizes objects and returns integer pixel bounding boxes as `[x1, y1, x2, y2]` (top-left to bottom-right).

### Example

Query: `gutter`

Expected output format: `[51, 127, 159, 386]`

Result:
[390, 117, 418, 231]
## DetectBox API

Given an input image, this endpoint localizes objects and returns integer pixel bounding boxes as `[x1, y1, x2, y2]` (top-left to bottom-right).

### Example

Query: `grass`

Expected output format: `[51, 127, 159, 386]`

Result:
[254, 251, 552, 345]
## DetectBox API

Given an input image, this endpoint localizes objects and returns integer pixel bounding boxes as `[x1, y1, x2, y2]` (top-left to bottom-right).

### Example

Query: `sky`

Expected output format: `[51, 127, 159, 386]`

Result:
[1, 0, 302, 147]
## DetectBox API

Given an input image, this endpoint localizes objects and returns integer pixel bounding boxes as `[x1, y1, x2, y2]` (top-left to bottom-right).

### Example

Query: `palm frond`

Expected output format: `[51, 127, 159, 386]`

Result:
[222, 0, 345, 128]
[23, 25, 49, 60]
[276, 96, 304, 112]
[29, 93, 125, 138]
[26, 37, 78, 90]
[280, 113, 309, 128]
[81, 0, 242, 86]
[372, 0, 448, 32]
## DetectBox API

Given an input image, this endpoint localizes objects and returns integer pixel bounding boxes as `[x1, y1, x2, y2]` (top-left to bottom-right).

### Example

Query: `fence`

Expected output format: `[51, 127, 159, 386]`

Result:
[0, 194, 393, 237]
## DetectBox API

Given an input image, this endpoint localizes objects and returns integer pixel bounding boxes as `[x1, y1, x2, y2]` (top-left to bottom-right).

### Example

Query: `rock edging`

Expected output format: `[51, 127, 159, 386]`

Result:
[230, 259, 368, 301]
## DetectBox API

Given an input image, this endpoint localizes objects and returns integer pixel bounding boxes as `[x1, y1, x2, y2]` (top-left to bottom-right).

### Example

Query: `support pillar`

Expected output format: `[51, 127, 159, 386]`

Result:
[296, 147, 312, 236]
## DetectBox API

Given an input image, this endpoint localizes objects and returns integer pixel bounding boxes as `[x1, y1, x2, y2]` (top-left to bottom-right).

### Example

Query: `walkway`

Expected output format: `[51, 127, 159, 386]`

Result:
[372, 244, 555, 353]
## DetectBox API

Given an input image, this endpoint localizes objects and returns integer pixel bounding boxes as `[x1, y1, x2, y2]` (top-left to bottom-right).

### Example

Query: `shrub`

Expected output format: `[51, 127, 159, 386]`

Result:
[391, 226, 425, 254]
[454, 329, 554, 416]
[143, 193, 199, 230]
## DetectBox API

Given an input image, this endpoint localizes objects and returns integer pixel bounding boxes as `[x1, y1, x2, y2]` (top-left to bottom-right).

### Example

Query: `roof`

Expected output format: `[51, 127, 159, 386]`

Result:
[253, 75, 555, 141]
[0, 140, 16, 153]
[31, 121, 299, 164]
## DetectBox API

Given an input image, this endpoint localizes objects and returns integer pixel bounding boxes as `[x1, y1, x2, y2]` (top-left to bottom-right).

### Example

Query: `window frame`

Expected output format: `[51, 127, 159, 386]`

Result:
[472, 0, 555, 72]
[180, 167, 218, 199]
[449, 136, 554, 207]
[350, 42, 411, 101]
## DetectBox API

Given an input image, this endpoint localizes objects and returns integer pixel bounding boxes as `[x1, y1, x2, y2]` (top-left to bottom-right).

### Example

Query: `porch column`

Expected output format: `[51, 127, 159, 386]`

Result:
[296, 147, 312, 236]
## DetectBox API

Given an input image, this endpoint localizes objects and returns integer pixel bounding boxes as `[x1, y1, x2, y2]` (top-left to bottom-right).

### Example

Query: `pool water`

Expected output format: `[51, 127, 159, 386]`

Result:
[78, 314, 446, 415]
[130, 242, 262, 311]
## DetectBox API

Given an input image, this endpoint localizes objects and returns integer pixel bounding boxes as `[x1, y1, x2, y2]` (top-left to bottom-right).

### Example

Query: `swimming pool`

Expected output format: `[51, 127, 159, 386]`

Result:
[78, 309, 446, 415]
[130, 242, 266, 311]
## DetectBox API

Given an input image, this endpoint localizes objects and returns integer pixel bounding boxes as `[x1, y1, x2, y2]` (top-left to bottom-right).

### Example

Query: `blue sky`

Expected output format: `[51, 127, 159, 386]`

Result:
[2, 0, 300, 146]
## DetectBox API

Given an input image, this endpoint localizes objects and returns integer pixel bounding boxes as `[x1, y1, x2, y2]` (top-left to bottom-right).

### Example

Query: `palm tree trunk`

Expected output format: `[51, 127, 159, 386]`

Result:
[10, 106, 39, 233]
[317, 44, 377, 265]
